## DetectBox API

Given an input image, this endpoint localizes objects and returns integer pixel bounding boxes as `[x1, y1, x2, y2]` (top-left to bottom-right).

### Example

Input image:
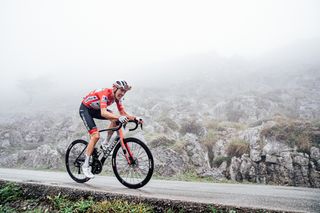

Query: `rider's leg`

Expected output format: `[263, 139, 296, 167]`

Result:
[107, 120, 117, 141]
[79, 104, 101, 178]
[82, 131, 100, 179]
[101, 120, 117, 149]
[85, 131, 100, 156]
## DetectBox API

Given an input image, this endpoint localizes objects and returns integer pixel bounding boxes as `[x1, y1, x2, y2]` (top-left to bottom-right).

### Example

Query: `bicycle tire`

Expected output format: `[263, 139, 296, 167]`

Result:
[112, 137, 154, 189]
[65, 139, 90, 183]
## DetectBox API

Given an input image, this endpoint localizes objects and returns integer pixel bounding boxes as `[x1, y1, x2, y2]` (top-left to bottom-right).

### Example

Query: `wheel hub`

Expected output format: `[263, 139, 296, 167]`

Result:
[130, 158, 139, 168]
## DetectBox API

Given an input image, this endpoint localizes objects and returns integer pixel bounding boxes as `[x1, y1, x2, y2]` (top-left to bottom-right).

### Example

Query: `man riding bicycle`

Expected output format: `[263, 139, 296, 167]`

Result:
[79, 80, 142, 178]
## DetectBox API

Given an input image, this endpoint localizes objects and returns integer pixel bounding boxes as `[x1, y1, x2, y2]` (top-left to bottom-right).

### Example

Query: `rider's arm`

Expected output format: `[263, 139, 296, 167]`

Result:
[100, 107, 120, 121]
[116, 101, 135, 120]
[99, 94, 120, 120]
[120, 109, 136, 120]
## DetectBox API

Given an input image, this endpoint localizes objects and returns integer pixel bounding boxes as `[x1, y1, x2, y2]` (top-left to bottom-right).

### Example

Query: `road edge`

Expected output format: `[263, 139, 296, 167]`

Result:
[0, 180, 290, 213]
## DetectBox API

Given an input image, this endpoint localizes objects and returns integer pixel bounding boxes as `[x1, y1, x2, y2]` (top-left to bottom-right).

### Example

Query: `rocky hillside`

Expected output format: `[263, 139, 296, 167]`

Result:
[0, 107, 319, 188]
[1, 45, 320, 187]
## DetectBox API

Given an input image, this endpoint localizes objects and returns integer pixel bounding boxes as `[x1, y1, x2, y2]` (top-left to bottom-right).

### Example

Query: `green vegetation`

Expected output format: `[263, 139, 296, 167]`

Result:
[0, 182, 23, 203]
[0, 205, 16, 213]
[91, 199, 153, 213]
[153, 170, 237, 184]
[0, 182, 273, 213]
[47, 193, 94, 213]
[0, 182, 153, 213]
[47, 193, 154, 213]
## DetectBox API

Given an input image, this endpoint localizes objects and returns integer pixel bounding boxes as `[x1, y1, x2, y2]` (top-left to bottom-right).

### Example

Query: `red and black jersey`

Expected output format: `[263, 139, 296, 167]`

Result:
[81, 88, 124, 112]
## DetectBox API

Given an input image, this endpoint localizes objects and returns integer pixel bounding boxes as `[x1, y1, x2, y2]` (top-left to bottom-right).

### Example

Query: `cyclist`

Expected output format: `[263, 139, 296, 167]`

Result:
[79, 80, 142, 178]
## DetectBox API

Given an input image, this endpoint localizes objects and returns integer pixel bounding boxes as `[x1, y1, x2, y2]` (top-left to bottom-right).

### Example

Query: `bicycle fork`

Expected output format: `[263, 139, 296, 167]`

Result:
[118, 128, 135, 165]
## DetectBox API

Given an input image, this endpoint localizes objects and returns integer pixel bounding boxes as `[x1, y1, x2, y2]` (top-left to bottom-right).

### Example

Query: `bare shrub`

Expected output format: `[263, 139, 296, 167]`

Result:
[159, 117, 179, 131]
[226, 139, 250, 158]
[296, 134, 312, 153]
[149, 136, 175, 148]
[179, 120, 205, 137]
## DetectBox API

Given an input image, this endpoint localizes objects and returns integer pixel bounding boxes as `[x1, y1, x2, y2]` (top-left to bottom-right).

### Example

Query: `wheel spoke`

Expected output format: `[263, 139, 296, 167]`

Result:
[135, 146, 143, 158]
[65, 140, 89, 183]
[113, 140, 153, 187]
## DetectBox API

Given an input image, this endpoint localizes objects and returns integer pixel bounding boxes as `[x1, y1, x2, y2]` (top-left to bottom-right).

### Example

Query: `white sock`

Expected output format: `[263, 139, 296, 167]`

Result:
[83, 154, 90, 167]
[102, 135, 112, 146]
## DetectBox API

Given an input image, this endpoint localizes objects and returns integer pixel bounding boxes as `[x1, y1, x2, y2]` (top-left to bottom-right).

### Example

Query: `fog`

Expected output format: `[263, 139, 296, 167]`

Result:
[0, 0, 320, 114]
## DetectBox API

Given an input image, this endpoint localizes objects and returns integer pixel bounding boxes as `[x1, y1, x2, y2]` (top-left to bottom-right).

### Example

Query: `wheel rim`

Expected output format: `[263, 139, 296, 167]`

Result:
[114, 141, 151, 185]
[67, 142, 87, 180]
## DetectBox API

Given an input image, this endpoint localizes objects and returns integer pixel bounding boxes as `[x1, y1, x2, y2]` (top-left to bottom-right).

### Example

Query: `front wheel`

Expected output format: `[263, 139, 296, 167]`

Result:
[112, 137, 154, 189]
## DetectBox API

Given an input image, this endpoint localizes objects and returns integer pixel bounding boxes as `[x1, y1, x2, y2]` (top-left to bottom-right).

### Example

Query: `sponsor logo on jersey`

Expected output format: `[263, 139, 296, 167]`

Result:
[101, 96, 108, 103]
[84, 96, 98, 103]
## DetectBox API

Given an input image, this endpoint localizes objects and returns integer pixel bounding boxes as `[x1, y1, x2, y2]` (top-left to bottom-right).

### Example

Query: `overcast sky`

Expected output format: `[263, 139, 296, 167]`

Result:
[0, 0, 319, 110]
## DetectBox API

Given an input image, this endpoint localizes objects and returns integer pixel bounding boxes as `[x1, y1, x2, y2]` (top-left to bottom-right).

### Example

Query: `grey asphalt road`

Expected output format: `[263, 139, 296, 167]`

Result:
[0, 168, 319, 212]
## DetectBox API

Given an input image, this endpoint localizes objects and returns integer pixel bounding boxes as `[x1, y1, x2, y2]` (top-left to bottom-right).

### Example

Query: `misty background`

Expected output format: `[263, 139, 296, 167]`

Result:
[0, 0, 319, 117]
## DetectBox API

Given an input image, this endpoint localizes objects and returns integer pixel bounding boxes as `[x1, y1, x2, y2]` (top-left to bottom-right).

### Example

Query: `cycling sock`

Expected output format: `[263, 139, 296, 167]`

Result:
[101, 134, 112, 146]
[83, 154, 90, 167]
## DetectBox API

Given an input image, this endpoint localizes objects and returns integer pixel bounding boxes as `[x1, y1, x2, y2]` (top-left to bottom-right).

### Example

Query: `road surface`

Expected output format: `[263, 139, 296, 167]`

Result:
[0, 168, 319, 212]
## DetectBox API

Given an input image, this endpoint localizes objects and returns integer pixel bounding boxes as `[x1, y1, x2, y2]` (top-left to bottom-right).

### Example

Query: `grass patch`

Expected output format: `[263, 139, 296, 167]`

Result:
[202, 130, 217, 149]
[226, 139, 250, 158]
[0, 182, 23, 204]
[0, 204, 16, 213]
[91, 199, 153, 213]
[48, 193, 153, 213]
[218, 121, 247, 131]
[0, 182, 152, 213]
[260, 117, 320, 153]
[0, 181, 272, 212]
[153, 170, 237, 184]
[47, 193, 94, 213]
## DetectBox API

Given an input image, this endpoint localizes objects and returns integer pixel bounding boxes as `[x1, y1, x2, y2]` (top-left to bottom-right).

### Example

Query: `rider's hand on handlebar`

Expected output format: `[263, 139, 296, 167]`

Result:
[118, 116, 129, 124]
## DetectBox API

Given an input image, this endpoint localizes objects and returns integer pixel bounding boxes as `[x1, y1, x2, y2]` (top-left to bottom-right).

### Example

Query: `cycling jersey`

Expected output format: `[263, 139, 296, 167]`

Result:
[80, 88, 125, 134]
[82, 88, 124, 112]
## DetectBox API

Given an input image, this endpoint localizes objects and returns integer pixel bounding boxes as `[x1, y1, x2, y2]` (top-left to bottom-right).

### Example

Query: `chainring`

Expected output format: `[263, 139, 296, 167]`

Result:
[91, 159, 103, 174]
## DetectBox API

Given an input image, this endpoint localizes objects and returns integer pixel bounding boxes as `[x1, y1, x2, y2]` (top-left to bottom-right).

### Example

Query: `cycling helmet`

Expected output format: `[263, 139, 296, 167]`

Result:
[113, 80, 132, 91]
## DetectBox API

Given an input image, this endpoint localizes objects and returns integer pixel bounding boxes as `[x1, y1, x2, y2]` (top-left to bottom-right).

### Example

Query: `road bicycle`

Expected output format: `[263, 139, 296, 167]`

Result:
[65, 120, 154, 189]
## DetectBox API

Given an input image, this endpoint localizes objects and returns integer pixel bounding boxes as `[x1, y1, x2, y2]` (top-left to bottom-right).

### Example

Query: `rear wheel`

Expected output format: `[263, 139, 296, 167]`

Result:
[112, 137, 154, 188]
[65, 139, 90, 183]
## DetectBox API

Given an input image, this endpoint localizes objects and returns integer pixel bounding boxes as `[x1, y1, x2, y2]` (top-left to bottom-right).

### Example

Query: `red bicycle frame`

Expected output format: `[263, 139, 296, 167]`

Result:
[118, 127, 135, 164]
